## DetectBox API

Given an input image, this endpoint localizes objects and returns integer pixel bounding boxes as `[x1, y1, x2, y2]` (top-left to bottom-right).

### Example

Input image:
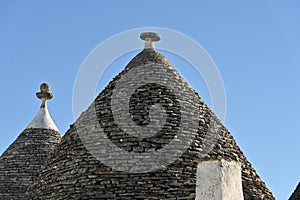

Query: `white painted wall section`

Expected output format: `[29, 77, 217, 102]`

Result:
[196, 159, 244, 200]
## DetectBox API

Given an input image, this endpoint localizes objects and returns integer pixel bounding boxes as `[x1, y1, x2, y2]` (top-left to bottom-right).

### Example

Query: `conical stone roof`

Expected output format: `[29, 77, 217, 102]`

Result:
[289, 182, 300, 200]
[0, 83, 61, 199]
[26, 33, 274, 199]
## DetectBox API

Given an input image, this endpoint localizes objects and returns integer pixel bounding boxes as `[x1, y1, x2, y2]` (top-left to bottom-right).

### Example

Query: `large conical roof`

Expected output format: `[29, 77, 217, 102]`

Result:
[289, 182, 300, 200]
[0, 83, 61, 199]
[26, 33, 274, 199]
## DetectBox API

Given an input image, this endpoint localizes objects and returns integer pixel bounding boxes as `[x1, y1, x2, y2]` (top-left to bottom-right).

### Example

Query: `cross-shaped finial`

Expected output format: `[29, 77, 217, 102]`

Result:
[36, 83, 53, 108]
[140, 32, 161, 49]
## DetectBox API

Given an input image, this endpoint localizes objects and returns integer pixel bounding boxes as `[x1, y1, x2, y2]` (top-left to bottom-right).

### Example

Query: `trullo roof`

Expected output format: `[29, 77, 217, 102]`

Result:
[26, 33, 274, 200]
[0, 83, 61, 199]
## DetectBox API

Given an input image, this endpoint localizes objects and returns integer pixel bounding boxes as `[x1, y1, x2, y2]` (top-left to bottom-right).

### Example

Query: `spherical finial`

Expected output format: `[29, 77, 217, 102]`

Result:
[140, 32, 161, 49]
[36, 83, 53, 108]
[40, 83, 50, 93]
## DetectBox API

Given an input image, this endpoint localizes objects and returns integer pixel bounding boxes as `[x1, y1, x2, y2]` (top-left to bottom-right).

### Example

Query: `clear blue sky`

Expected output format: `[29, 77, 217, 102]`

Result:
[0, 1, 299, 199]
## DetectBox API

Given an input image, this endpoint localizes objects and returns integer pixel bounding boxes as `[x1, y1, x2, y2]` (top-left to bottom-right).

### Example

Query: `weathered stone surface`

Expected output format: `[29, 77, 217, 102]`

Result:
[0, 128, 61, 199]
[26, 48, 274, 199]
[289, 182, 300, 200]
[196, 160, 243, 200]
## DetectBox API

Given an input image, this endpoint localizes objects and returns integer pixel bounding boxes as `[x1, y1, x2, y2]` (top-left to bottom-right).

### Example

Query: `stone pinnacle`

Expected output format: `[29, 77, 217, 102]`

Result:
[140, 32, 160, 49]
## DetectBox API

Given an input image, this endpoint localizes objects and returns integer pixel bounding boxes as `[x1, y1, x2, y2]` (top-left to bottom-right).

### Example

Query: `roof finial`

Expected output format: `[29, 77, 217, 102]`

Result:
[140, 32, 160, 49]
[36, 83, 53, 108]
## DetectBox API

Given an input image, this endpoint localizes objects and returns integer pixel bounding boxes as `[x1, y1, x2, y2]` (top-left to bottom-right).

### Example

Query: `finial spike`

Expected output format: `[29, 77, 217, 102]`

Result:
[140, 32, 160, 49]
[36, 83, 53, 108]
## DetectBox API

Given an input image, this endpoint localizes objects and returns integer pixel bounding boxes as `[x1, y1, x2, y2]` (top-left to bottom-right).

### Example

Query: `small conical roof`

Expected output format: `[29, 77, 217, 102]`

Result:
[289, 182, 300, 200]
[0, 83, 61, 199]
[27, 33, 274, 199]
